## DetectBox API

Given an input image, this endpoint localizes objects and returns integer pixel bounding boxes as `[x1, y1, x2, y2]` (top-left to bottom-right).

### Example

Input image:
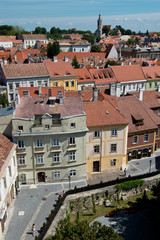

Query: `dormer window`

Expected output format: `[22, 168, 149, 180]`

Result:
[23, 91, 29, 97]
[132, 114, 144, 126]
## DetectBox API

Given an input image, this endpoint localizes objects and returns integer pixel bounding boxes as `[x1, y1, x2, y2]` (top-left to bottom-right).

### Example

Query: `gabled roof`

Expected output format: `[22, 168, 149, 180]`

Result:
[84, 99, 128, 127]
[88, 68, 117, 85]
[22, 34, 47, 40]
[75, 68, 94, 83]
[0, 133, 14, 170]
[43, 59, 77, 78]
[111, 65, 146, 82]
[142, 66, 160, 79]
[134, 90, 160, 109]
[2, 63, 49, 79]
[57, 52, 106, 60]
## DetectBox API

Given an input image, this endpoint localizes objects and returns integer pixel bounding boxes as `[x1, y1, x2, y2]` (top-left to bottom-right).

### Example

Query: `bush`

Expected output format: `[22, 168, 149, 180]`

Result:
[115, 179, 144, 191]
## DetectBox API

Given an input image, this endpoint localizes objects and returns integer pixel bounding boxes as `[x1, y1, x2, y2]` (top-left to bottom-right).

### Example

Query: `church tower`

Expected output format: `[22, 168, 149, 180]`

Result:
[94, 14, 103, 38]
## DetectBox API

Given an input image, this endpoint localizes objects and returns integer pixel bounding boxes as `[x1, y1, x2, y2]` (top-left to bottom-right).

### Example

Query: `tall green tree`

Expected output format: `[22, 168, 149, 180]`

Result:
[47, 41, 60, 58]
[0, 93, 9, 108]
[72, 56, 80, 69]
[91, 45, 101, 52]
[34, 27, 47, 34]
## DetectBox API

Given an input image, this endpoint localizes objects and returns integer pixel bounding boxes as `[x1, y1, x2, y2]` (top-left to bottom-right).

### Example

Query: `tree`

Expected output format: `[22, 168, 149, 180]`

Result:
[91, 45, 101, 52]
[105, 60, 120, 68]
[47, 218, 124, 240]
[72, 56, 80, 69]
[0, 93, 9, 108]
[34, 26, 47, 34]
[102, 25, 110, 36]
[47, 41, 60, 58]
[82, 33, 95, 45]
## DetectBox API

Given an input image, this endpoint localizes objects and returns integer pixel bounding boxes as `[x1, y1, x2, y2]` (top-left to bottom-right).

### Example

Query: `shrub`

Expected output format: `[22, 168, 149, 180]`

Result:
[115, 179, 144, 191]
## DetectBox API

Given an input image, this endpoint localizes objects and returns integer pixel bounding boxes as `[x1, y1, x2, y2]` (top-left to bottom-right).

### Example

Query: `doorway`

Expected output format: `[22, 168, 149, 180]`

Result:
[93, 161, 100, 172]
[38, 172, 45, 182]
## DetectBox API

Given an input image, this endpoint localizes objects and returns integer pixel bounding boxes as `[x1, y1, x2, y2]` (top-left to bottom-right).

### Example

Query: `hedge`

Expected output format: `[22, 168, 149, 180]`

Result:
[115, 179, 145, 191]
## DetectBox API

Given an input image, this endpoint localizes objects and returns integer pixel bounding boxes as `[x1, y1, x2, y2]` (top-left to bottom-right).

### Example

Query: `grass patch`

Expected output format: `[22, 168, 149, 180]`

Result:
[115, 179, 144, 190]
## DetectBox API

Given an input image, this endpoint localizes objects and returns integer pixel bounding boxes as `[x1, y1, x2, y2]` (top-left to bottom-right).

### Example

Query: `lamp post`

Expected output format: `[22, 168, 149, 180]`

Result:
[149, 159, 152, 173]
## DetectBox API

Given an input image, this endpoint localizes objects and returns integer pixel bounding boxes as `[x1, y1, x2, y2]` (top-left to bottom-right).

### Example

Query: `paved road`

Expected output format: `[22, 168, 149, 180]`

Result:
[2, 180, 86, 240]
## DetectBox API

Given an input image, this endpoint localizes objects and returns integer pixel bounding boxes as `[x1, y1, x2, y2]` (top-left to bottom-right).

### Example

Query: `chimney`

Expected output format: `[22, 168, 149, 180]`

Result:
[39, 86, 42, 96]
[53, 56, 58, 62]
[64, 56, 68, 62]
[110, 82, 116, 96]
[93, 86, 98, 102]
[28, 53, 31, 64]
[121, 62, 124, 66]
[139, 88, 143, 101]
[58, 91, 64, 104]
[116, 83, 121, 97]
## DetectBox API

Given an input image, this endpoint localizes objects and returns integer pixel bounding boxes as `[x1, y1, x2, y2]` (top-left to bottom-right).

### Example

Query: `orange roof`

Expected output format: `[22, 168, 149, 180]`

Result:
[44, 59, 77, 78]
[18, 86, 64, 98]
[2, 63, 49, 78]
[88, 68, 117, 85]
[84, 99, 128, 127]
[111, 65, 146, 82]
[0, 133, 14, 170]
[57, 52, 106, 60]
[75, 68, 94, 83]
[142, 66, 160, 79]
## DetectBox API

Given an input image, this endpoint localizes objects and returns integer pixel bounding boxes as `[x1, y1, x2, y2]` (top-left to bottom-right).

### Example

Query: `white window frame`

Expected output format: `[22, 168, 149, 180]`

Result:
[36, 154, 44, 164]
[133, 135, 138, 144]
[71, 123, 76, 128]
[36, 139, 43, 148]
[53, 153, 60, 163]
[18, 155, 26, 165]
[94, 130, 100, 138]
[68, 137, 75, 145]
[144, 133, 149, 142]
[110, 144, 117, 153]
[53, 138, 59, 146]
[111, 129, 117, 137]
[69, 152, 76, 162]
[18, 140, 25, 149]
[69, 169, 76, 177]
[54, 171, 61, 179]
[110, 159, 116, 166]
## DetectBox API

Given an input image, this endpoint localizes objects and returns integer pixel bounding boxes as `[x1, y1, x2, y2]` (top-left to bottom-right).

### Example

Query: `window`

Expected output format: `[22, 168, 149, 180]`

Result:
[36, 139, 43, 147]
[30, 82, 34, 87]
[69, 152, 76, 162]
[128, 84, 131, 90]
[8, 166, 12, 177]
[71, 123, 76, 128]
[15, 83, 19, 88]
[18, 155, 26, 165]
[53, 82, 58, 87]
[69, 169, 76, 177]
[156, 129, 159, 136]
[10, 94, 13, 101]
[20, 173, 26, 183]
[133, 84, 136, 90]
[144, 133, 149, 142]
[53, 138, 59, 146]
[23, 91, 29, 97]
[18, 140, 24, 149]
[110, 144, 117, 152]
[68, 137, 75, 145]
[71, 81, 74, 87]
[44, 125, 50, 129]
[133, 135, 138, 144]
[94, 131, 100, 138]
[18, 126, 23, 131]
[54, 171, 61, 179]
[65, 81, 69, 87]
[94, 145, 100, 153]
[53, 153, 60, 163]
[149, 83, 152, 88]
[111, 129, 117, 137]
[8, 83, 13, 91]
[155, 82, 158, 87]
[3, 177, 7, 188]
[36, 154, 44, 164]
[110, 159, 116, 166]
[38, 81, 41, 86]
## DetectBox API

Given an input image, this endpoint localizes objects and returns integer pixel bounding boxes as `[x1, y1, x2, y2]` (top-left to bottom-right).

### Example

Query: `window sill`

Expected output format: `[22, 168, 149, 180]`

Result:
[52, 161, 61, 164]
[36, 163, 45, 165]
[69, 160, 76, 163]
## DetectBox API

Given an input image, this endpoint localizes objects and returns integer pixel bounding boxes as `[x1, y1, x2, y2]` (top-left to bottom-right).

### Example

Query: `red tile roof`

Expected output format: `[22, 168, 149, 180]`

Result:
[2, 63, 49, 78]
[134, 90, 160, 109]
[142, 66, 160, 79]
[75, 68, 94, 83]
[111, 65, 146, 82]
[88, 68, 117, 85]
[43, 59, 77, 78]
[57, 52, 106, 60]
[84, 99, 128, 127]
[22, 34, 47, 40]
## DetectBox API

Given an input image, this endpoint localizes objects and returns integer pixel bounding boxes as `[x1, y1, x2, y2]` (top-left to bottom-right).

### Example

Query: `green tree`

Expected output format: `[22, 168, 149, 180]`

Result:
[47, 218, 124, 240]
[0, 93, 9, 108]
[105, 60, 120, 68]
[71, 56, 80, 69]
[91, 45, 101, 52]
[34, 26, 47, 34]
[102, 25, 110, 36]
[82, 33, 95, 45]
[47, 42, 60, 58]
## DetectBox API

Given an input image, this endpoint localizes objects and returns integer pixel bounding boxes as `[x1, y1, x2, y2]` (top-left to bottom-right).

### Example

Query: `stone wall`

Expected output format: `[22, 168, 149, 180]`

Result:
[44, 175, 160, 239]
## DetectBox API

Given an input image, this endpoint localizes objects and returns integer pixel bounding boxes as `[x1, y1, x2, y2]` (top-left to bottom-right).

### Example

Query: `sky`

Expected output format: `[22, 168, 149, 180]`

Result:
[1, 0, 160, 33]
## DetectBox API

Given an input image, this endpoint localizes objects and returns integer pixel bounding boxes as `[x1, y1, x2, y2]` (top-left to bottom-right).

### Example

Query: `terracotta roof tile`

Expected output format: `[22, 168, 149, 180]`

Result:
[0, 133, 14, 170]
[75, 68, 94, 83]
[142, 66, 160, 79]
[88, 68, 117, 85]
